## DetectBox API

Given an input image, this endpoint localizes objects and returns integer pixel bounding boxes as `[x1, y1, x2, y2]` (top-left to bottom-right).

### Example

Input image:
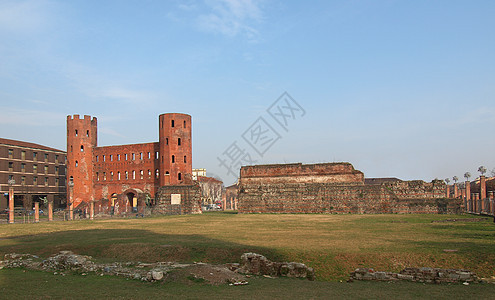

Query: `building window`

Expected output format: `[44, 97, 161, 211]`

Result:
[44, 153, 48, 162]
[125, 154, 128, 160]
[155, 169, 159, 179]
[155, 152, 159, 159]
[21, 163, 25, 172]
[118, 172, 121, 180]
[148, 152, 151, 159]
[33, 176, 37, 185]
[8, 175, 13, 181]
[75, 129, 78, 136]
[96, 172, 99, 181]
[55, 166, 58, 175]
[125, 171, 128, 180]
[166, 138, 168, 145]
[70, 146, 73, 153]
[132, 170, 136, 180]
[81, 145, 84, 152]
[103, 172, 106, 181]
[21, 176, 25, 185]
[140, 152, 143, 160]
[33, 165, 37, 173]
[178, 173, 182, 181]
[148, 169, 151, 178]
[110, 171, 114, 181]
[45, 177, 48, 186]
[140, 170, 143, 179]
[132, 153, 135, 160]
[75, 161, 78, 167]
[33, 152, 37, 161]
[184, 155, 187, 163]
[55, 155, 58, 163]
[103, 155, 105, 162]
[118, 154, 121, 161]
[8, 149, 13, 159]
[56, 178, 59, 185]
[86, 130, 89, 137]
[45, 165, 48, 174]
[171, 120, 175, 127]
[110, 155, 113, 161]
[69, 176, 73, 184]
[184, 120, 186, 128]
[21, 151, 26, 160]
[9, 162, 13, 172]
[178, 138, 181, 146]
[172, 155, 175, 163]
[96, 155, 98, 162]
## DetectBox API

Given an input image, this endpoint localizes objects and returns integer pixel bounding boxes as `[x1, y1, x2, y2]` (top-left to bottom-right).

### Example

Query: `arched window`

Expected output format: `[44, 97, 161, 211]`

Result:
[178, 138, 181, 146]
[184, 120, 186, 128]
[178, 173, 182, 181]
[172, 155, 175, 163]
[184, 155, 187, 163]
[118, 172, 121, 180]
[75, 161, 78, 167]
[171, 120, 175, 127]
[132, 170, 136, 180]
[86, 130, 89, 137]
[155, 169, 159, 179]
[80, 145, 84, 152]
[75, 129, 78, 136]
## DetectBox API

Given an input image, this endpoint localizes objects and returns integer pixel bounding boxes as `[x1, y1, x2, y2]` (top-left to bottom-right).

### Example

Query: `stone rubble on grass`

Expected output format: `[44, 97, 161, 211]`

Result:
[350, 267, 481, 284]
[0, 251, 315, 284]
[235, 252, 315, 280]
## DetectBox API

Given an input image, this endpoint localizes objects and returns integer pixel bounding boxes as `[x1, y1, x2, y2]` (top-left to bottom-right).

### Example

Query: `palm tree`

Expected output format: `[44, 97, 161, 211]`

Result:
[478, 166, 487, 176]
[453, 176, 459, 184]
[444, 178, 450, 185]
[464, 172, 471, 181]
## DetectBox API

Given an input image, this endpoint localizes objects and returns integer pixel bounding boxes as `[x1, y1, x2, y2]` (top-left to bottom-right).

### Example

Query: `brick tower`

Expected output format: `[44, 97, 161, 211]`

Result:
[158, 113, 192, 185]
[67, 115, 97, 207]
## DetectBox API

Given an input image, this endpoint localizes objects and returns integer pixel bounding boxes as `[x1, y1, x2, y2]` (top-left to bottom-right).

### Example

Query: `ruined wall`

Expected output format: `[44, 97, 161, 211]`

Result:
[238, 163, 460, 214]
[153, 185, 201, 215]
[240, 163, 364, 185]
[196, 176, 223, 206]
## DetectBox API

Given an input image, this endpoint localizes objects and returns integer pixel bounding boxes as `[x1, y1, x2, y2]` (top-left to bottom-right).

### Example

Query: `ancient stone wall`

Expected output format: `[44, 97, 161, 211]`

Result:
[240, 163, 364, 185]
[153, 185, 201, 215]
[238, 163, 461, 214]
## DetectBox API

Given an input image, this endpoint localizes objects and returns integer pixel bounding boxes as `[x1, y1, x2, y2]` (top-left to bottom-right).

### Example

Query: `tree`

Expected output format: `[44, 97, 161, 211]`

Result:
[491, 168, 495, 177]
[464, 172, 471, 181]
[444, 178, 450, 184]
[453, 176, 459, 184]
[478, 166, 487, 176]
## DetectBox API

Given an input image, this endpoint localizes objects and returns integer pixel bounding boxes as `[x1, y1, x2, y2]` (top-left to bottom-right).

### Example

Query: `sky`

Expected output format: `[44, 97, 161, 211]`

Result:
[1, 0, 494, 186]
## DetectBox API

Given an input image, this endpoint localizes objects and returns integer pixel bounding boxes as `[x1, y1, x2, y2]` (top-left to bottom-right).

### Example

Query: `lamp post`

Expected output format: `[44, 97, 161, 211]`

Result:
[68, 181, 74, 221]
[8, 179, 15, 224]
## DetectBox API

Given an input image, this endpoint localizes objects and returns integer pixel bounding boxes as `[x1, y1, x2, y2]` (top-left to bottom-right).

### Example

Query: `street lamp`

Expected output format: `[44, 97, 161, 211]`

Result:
[8, 179, 15, 224]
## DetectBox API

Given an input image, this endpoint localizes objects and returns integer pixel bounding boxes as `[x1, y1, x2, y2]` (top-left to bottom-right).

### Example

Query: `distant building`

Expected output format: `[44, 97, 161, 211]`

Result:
[224, 182, 238, 210]
[196, 176, 223, 209]
[192, 168, 206, 181]
[0, 138, 67, 210]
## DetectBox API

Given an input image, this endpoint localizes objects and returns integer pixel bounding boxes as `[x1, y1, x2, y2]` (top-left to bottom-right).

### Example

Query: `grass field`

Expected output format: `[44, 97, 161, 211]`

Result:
[1, 212, 494, 298]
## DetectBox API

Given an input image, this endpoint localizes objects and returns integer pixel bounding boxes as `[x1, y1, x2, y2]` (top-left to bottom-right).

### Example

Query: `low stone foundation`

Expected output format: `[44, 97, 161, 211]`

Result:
[350, 267, 479, 284]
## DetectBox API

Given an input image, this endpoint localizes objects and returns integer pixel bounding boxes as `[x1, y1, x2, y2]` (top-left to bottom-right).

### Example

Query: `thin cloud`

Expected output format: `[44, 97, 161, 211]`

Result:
[0, 107, 66, 126]
[196, 0, 263, 40]
[0, 0, 51, 34]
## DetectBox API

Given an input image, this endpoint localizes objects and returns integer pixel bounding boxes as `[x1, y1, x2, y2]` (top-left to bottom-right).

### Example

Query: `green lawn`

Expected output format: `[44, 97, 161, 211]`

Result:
[0, 212, 494, 298]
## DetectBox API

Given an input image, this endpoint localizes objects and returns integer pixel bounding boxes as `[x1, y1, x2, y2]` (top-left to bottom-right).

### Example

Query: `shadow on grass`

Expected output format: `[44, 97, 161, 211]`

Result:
[0, 228, 285, 265]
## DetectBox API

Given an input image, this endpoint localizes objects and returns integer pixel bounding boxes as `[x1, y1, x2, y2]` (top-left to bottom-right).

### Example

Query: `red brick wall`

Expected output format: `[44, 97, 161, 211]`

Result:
[159, 113, 192, 185]
[67, 115, 97, 207]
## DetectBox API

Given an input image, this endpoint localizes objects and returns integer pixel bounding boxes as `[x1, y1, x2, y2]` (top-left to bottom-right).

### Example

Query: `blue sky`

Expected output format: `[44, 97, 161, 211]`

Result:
[1, 0, 494, 185]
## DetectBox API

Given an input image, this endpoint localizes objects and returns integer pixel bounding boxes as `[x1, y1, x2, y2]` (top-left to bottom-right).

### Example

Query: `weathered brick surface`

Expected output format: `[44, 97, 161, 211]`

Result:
[153, 185, 201, 215]
[239, 163, 461, 214]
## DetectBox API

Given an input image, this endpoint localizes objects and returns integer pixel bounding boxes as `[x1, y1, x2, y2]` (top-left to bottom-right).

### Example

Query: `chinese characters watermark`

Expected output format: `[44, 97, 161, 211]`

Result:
[217, 92, 305, 182]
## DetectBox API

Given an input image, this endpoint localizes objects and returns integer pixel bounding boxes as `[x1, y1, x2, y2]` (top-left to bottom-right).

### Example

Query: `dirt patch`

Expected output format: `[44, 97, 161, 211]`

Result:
[169, 264, 246, 285]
